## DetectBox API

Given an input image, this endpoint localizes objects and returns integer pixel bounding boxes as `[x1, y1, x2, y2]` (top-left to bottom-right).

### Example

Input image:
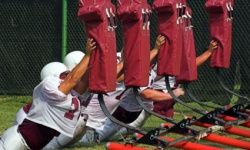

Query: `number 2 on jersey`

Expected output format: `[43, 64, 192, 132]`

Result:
[64, 97, 80, 120]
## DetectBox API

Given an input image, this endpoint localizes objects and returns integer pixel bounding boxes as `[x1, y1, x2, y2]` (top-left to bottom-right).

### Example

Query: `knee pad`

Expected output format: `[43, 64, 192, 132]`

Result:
[112, 110, 150, 138]
[129, 110, 150, 128]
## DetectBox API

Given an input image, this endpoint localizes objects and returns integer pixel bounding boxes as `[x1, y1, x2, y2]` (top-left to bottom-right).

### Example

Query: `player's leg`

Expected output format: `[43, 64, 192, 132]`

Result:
[69, 113, 88, 145]
[0, 125, 29, 150]
[14, 103, 32, 126]
[79, 112, 124, 144]
[96, 106, 142, 142]
[114, 110, 150, 136]
[13, 107, 27, 126]
[77, 126, 99, 145]
[96, 118, 123, 142]
[42, 113, 88, 149]
[129, 110, 150, 127]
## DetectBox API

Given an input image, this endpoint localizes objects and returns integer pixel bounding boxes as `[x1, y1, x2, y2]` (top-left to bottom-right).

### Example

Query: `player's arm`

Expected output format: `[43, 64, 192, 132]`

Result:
[196, 40, 218, 67]
[73, 70, 89, 95]
[116, 48, 124, 80]
[116, 61, 125, 82]
[150, 35, 165, 65]
[140, 88, 184, 102]
[59, 38, 96, 95]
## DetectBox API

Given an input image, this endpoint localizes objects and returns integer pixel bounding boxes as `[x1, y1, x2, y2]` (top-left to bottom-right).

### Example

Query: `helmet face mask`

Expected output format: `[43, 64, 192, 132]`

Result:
[40, 62, 68, 80]
[59, 71, 70, 80]
[64, 51, 85, 71]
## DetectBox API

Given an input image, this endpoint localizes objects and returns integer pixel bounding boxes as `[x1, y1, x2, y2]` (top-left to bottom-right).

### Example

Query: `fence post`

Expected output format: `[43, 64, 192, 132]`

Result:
[61, 0, 68, 61]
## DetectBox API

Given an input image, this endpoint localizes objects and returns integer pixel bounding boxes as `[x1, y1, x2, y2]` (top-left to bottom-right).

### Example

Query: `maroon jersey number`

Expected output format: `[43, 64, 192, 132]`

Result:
[64, 97, 80, 120]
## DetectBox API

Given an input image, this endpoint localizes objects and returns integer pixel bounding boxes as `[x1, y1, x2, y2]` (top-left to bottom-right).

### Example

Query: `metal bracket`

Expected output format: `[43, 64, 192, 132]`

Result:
[197, 109, 225, 125]
[166, 118, 198, 135]
[137, 128, 166, 147]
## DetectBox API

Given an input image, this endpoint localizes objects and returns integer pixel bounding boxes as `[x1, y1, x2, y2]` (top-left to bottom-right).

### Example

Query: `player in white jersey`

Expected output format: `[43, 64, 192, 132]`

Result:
[14, 62, 68, 126]
[12, 51, 91, 150]
[12, 50, 125, 149]
[42, 51, 90, 150]
[52, 52, 125, 146]
[0, 38, 96, 150]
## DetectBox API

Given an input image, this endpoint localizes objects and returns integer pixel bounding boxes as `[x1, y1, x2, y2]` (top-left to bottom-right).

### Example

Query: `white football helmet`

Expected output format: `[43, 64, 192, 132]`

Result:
[64, 51, 85, 71]
[40, 62, 68, 80]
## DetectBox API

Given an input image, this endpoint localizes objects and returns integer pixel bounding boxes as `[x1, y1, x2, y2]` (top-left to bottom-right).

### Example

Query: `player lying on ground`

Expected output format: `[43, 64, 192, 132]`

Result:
[0, 38, 96, 150]
[14, 51, 87, 126]
[12, 51, 124, 150]
[45, 51, 126, 149]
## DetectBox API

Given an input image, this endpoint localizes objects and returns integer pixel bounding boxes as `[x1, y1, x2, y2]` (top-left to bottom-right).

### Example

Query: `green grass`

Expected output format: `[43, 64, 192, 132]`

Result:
[0, 96, 249, 150]
[0, 96, 32, 132]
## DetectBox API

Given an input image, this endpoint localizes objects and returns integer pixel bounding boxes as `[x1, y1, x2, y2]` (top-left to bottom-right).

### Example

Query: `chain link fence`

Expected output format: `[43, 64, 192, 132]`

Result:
[0, 0, 249, 105]
[0, 0, 61, 94]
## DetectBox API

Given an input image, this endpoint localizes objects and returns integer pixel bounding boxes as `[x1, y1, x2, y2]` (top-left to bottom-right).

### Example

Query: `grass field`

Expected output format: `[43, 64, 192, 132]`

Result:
[0, 96, 249, 150]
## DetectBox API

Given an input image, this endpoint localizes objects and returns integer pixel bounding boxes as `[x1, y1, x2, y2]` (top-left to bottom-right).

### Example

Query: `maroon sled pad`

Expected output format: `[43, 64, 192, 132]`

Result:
[153, 0, 183, 76]
[205, 0, 234, 69]
[176, 6, 198, 83]
[117, 0, 151, 87]
[78, 0, 117, 93]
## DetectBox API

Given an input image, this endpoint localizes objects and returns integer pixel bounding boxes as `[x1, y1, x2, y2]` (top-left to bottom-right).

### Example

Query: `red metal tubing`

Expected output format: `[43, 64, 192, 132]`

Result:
[218, 114, 250, 128]
[106, 142, 146, 150]
[162, 123, 250, 149]
[136, 133, 222, 150]
[203, 133, 250, 149]
[242, 121, 250, 128]
[194, 121, 250, 138]
[160, 136, 222, 150]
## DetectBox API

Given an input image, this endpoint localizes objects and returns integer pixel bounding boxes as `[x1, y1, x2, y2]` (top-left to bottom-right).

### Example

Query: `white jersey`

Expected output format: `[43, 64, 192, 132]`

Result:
[151, 64, 176, 90]
[152, 75, 176, 90]
[26, 76, 82, 137]
[119, 70, 156, 112]
[84, 82, 125, 130]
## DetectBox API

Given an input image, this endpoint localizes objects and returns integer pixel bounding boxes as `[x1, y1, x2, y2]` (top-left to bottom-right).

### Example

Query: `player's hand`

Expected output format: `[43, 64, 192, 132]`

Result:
[154, 35, 166, 50]
[85, 38, 96, 55]
[173, 88, 185, 97]
[208, 40, 218, 52]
